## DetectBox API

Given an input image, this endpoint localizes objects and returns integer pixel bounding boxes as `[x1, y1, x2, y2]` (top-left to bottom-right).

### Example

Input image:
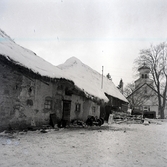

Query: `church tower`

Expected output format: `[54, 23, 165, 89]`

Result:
[135, 64, 153, 88]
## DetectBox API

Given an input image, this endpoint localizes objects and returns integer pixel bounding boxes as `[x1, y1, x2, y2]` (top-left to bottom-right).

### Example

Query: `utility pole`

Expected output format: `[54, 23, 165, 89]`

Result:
[101, 66, 104, 89]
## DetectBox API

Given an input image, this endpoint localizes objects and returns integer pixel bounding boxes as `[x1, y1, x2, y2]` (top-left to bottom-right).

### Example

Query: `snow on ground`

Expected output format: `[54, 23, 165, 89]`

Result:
[0, 121, 167, 167]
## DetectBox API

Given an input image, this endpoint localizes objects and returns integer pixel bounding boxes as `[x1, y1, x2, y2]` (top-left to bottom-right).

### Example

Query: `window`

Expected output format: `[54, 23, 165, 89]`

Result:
[75, 103, 81, 112]
[144, 87, 147, 94]
[27, 99, 33, 106]
[28, 86, 34, 96]
[44, 97, 52, 109]
[65, 87, 72, 96]
[143, 106, 150, 111]
[92, 106, 96, 113]
[142, 74, 148, 79]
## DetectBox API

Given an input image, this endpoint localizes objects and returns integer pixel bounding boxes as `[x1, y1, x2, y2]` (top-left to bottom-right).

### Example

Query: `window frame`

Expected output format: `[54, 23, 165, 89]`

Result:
[44, 97, 52, 110]
[92, 106, 96, 113]
[75, 103, 81, 112]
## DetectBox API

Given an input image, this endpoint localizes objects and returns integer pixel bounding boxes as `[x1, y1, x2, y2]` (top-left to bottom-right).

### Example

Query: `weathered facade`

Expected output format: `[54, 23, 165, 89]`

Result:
[0, 57, 100, 131]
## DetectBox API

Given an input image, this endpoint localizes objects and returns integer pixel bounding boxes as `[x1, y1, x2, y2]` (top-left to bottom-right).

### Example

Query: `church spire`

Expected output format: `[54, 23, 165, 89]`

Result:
[138, 63, 150, 79]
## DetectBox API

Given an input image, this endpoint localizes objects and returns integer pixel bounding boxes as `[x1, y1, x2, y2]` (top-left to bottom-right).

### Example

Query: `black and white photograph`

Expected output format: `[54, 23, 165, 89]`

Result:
[0, 0, 167, 166]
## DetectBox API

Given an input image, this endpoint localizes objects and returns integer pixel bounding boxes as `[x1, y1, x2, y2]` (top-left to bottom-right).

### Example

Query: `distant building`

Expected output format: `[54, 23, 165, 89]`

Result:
[135, 64, 154, 88]
[127, 64, 159, 118]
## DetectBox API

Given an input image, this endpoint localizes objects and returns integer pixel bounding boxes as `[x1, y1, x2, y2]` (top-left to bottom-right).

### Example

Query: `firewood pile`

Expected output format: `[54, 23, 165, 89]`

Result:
[86, 116, 104, 126]
[69, 116, 105, 128]
[70, 120, 86, 128]
[109, 112, 143, 124]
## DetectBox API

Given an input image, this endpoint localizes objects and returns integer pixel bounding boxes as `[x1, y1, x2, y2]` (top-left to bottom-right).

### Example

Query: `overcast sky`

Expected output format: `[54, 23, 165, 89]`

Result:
[1, 0, 167, 86]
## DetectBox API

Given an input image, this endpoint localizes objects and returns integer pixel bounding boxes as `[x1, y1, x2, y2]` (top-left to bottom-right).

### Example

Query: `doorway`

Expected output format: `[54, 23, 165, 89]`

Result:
[62, 100, 71, 122]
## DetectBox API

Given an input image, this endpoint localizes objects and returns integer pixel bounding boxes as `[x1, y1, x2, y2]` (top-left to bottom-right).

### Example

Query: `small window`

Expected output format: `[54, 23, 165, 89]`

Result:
[75, 103, 81, 112]
[44, 97, 52, 109]
[57, 85, 63, 90]
[27, 99, 33, 106]
[92, 106, 96, 113]
[28, 87, 32, 94]
[65, 87, 72, 96]
[143, 106, 149, 111]
[144, 87, 147, 94]
[28, 86, 34, 96]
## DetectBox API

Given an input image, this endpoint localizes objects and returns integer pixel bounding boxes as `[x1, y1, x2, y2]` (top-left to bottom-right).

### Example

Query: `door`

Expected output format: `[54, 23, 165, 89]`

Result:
[62, 100, 71, 122]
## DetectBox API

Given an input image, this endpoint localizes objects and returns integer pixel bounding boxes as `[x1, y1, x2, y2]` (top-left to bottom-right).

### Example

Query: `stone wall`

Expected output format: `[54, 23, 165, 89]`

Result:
[0, 62, 54, 131]
[83, 100, 100, 121]
[0, 62, 101, 131]
[0, 62, 23, 130]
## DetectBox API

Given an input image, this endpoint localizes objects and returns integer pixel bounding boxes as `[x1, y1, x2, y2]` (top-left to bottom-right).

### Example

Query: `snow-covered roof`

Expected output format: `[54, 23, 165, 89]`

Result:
[0, 29, 128, 103]
[58, 57, 128, 102]
[0, 30, 64, 78]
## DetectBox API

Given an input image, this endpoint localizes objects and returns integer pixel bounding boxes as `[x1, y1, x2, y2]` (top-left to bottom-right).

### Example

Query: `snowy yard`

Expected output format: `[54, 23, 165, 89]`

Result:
[0, 121, 167, 167]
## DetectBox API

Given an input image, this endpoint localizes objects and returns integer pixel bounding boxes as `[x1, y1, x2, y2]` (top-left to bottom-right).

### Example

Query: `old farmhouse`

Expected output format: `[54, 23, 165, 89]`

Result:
[0, 30, 128, 131]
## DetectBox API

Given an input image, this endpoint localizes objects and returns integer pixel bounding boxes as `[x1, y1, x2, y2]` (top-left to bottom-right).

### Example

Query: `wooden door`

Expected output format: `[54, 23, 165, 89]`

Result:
[62, 100, 71, 121]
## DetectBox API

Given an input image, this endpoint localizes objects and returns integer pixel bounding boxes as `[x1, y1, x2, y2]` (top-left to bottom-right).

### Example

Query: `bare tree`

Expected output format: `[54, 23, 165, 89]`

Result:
[135, 42, 167, 118]
[123, 83, 135, 98]
[124, 83, 148, 110]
